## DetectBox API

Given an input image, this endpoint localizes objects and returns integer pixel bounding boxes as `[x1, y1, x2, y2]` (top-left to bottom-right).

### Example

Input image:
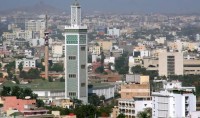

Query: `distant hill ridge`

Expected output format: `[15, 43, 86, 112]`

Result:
[0, 1, 62, 15]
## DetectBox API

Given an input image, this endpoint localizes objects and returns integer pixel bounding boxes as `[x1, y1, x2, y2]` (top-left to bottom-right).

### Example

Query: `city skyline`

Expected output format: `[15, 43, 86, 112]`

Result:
[0, 0, 200, 14]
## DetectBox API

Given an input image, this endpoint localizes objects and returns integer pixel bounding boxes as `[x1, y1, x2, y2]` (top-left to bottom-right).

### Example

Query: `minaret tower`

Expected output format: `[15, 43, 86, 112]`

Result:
[44, 14, 49, 80]
[65, 0, 88, 103]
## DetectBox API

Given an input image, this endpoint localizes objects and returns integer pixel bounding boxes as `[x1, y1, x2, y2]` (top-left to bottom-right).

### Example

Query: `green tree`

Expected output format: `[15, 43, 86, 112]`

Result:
[36, 99, 45, 107]
[0, 73, 3, 78]
[117, 113, 126, 118]
[115, 52, 129, 74]
[50, 63, 64, 72]
[137, 108, 152, 118]
[95, 66, 104, 73]
[131, 65, 146, 74]
[0, 86, 11, 96]
[27, 68, 41, 79]
[88, 94, 101, 106]
[18, 62, 23, 72]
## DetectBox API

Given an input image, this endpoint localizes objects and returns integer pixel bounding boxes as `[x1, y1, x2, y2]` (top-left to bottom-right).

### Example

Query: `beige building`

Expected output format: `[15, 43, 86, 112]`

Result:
[97, 40, 113, 51]
[158, 52, 183, 76]
[119, 76, 150, 99]
[134, 45, 146, 51]
[184, 59, 200, 75]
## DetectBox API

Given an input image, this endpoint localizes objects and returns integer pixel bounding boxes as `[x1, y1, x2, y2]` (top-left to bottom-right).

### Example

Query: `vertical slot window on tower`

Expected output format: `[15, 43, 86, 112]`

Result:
[81, 65, 85, 69]
[81, 46, 85, 51]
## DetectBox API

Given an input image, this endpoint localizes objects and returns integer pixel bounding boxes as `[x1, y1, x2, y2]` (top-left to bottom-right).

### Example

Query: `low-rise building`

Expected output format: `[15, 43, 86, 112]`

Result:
[88, 83, 115, 100]
[118, 97, 152, 118]
[15, 57, 37, 70]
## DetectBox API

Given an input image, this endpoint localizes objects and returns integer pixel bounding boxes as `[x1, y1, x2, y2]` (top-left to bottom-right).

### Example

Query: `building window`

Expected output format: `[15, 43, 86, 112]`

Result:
[69, 92, 76, 96]
[81, 65, 85, 69]
[69, 74, 76, 78]
[69, 56, 76, 60]
[81, 83, 86, 87]
[81, 46, 85, 51]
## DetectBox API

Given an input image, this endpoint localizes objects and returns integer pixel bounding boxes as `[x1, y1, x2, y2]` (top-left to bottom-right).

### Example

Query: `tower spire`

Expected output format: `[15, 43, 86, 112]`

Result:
[71, 0, 81, 26]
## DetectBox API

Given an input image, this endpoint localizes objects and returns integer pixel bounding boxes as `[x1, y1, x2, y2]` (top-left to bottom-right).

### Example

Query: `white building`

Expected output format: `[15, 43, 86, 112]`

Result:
[24, 50, 32, 57]
[107, 27, 120, 37]
[155, 37, 166, 44]
[128, 56, 143, 74]
[89, 45, 101, 55]
[88, 83, 115, 100]
[15, 57, 36, 70]
[152, 81, 196, 118]
[25, 20, 45, 32]
[133, 50, 150, 58]
[33, 90, 65, 102]
[104, 57, 115, 65]
[118, 97, 152, 118]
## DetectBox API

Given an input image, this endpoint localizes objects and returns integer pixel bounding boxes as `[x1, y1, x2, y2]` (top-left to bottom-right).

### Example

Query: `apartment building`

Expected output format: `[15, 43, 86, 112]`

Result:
[118, 97, 152, 118]
[158, 52, 183, 76]
[15, 57, 37, 70]
[152, 81, 196, 118]
[119, 76, 150, 99]
[97, 40, 113, 51]
[118, 76, 151, 118]
[89, 45, 101, 55]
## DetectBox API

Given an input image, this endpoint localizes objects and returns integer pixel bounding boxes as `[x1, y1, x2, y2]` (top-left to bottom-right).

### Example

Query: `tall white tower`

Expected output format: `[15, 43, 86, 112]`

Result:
[71, 0, 81, 26]
[64, 0, 88, 103]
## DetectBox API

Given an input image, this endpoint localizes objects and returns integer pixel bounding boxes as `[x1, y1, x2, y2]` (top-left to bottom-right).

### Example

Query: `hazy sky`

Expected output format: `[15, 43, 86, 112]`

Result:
[0, 0, 200, 13]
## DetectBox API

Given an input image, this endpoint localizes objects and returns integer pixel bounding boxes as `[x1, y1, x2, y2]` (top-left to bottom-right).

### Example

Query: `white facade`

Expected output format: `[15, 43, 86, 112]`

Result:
[24, 50, 32, 57]
[33, 90, 65, 102]
[104, 57, 115, 65]
[15, 57, 36, 69]
[88, 84, 115, 100]
[107, 27, 120, 37]
[152, 82, 196, 118]
[25, 20, 45, 32]
[155, 37, 166, 44]
[128, 56, 143, 74]
[118, 97, 152, 117]
[92, 54, 101, 63]
[52, 42, 65, 58]
[133, 50, 150, 58]
[89, 45, 101, 55]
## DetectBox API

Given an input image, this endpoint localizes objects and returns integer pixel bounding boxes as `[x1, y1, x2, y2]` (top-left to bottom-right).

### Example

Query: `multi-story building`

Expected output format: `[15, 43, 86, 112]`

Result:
[118, 76, 151, 118]
[52, 42, 65, 58]
[64, 1, 88, 103]
[107, 27, 120, 37]
[118, 97, 152, 118]
[119, 76, 150, 99]
[158, 52, 183, 76]
[97, 40, 113, 51]
[89, 45, 101, 55]
[88, 83, 115, 100]
[15, 57, 36, 70]
[152, 81, 196, 118]
[25, 20, 45, 32]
